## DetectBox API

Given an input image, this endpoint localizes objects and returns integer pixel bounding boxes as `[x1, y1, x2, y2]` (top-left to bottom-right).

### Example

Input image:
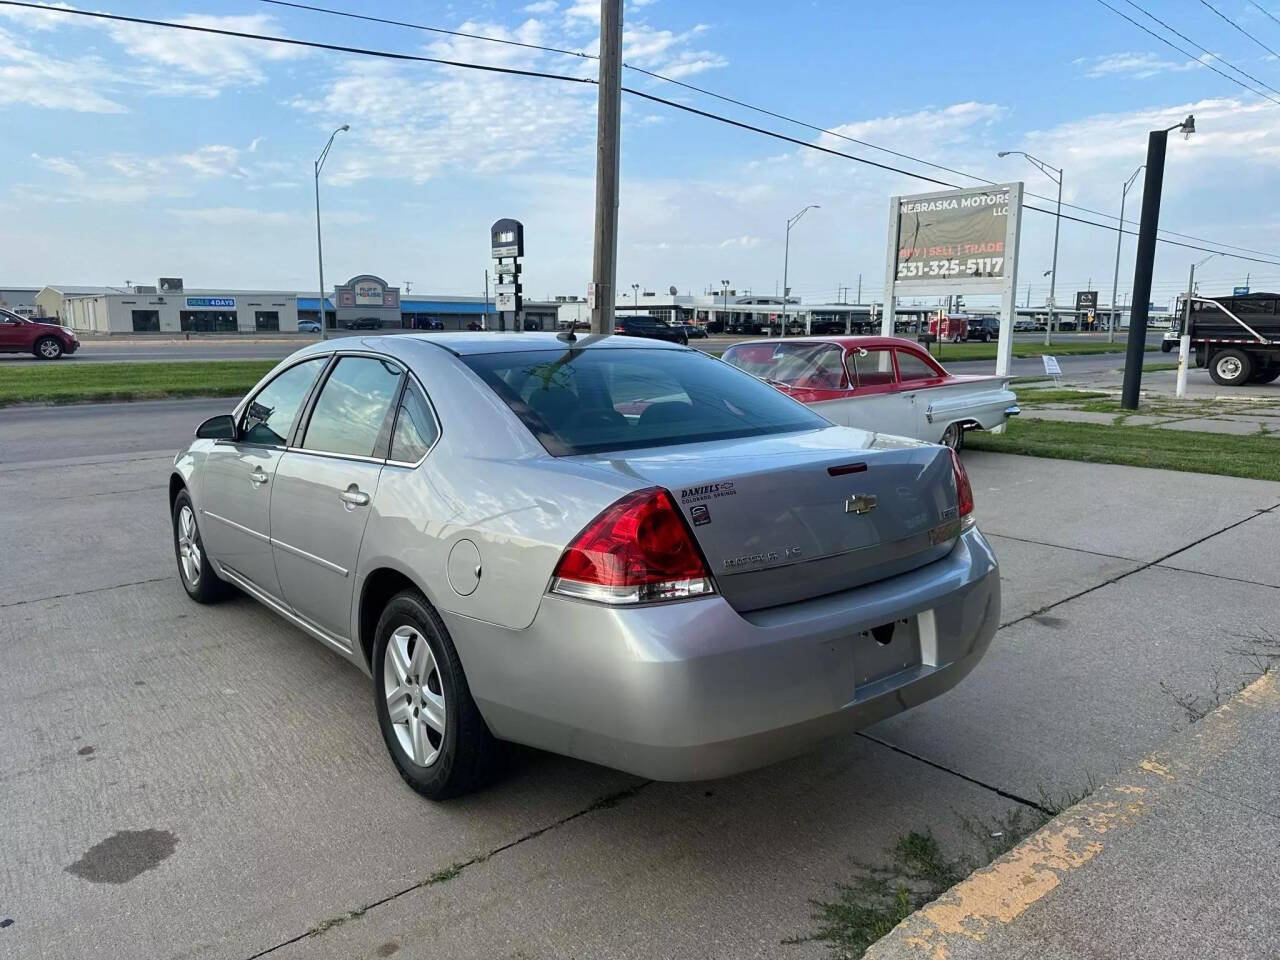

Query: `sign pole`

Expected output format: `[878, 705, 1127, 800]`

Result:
[993, 181, 1023, 408]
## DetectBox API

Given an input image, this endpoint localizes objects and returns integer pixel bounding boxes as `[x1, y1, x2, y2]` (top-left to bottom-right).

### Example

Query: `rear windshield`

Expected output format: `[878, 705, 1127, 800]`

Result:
[461, 347, 827, 456]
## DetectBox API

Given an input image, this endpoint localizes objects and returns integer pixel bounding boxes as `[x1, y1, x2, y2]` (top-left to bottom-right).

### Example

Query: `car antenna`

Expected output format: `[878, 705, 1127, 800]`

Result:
[556, 326, 576, 343]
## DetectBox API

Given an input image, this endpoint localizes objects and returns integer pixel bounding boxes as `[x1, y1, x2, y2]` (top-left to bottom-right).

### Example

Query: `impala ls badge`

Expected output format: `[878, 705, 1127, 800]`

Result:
[845, 493, 878, 515]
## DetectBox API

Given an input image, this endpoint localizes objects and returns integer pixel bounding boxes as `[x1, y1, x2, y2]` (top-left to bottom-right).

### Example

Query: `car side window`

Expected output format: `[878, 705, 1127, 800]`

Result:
[389, 380, 440, 463]
[851, 348, 896, 388]
[302, 355, 404, 458]
[239, 357, 328, 447]
[895, 350, 942, 384]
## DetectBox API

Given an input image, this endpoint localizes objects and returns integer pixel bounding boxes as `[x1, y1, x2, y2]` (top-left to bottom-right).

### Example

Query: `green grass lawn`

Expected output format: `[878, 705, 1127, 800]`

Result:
[967, 418, 1280, 482]
[0, 360, 277, 406]
[1141, 361, 1181, 372]
[924, 339, 1156, 363]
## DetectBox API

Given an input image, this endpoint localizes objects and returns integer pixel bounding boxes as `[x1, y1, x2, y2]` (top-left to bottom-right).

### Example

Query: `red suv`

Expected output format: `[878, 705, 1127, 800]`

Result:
[0, 309, 79, 359]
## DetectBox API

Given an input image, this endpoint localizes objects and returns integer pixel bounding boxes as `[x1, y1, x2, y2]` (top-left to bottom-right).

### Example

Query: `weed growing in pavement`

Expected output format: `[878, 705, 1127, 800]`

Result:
[1159, 630, 1280, 725]
[783, 783, 1094, 960]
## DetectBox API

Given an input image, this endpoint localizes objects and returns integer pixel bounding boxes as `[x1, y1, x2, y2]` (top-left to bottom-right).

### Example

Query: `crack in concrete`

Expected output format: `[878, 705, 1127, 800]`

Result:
[0, 576, 171, 609]
[241, 781, 652, 959]
[857, 732, 1056, 816]
[998, 503, 1280, 631]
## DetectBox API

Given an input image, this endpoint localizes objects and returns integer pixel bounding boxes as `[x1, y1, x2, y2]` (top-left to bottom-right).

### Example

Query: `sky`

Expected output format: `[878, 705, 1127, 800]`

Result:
[5, 0, 1280, 308]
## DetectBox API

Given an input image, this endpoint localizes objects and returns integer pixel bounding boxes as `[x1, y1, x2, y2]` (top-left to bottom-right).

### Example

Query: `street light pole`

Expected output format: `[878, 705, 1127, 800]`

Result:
[998, 151, 1062, 346]
[781, 204, 819, 337]
[1108, 165, 1144, 344]
[721, 280, 730, 332]
[1122, 115, 1196, 409]
[1176, 253, 1217, 398]
[631, 282, 639, 310]
[314, 123, 349, 341]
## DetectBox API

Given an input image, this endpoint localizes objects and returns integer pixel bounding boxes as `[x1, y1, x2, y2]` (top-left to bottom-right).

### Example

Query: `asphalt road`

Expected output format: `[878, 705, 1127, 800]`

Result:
[0, 329, 1165, 365]
[2, 398, 1278, 958]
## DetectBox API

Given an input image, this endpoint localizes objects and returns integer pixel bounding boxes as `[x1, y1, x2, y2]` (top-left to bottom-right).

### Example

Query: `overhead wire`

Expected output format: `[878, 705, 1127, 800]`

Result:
[6, 0, 1280, 267]
[257, 0, 1280, 259]
[1199, 0, 1280, 59]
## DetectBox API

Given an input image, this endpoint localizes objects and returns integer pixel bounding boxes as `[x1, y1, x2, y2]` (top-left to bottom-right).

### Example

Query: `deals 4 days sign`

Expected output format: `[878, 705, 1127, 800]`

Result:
[893, 186, 1015, 286]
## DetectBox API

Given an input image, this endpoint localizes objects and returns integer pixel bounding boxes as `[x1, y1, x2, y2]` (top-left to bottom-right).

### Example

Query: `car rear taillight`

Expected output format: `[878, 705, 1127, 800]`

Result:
[948, 448, 975, 525]
[549, 487, 715, 604]
[614, 325, 625, 333]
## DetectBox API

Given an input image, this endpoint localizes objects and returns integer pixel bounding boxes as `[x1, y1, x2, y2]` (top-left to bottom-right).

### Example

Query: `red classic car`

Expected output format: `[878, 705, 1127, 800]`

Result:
[721, 335, 1019, 449]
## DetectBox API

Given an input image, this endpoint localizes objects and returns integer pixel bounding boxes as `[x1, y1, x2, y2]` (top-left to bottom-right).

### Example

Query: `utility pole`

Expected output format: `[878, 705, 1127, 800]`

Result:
[484, 269, 490, 331]
[1122, 115, 1196, 409]
[1109, 165, 1144, 343]
[856, 273, 862, 304]
[589, 0, 623, 335]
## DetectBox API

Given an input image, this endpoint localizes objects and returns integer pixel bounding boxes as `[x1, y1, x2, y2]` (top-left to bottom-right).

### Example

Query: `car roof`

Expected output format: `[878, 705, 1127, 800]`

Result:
[727, 334, 926, 351]
[355, 331, 688, 358]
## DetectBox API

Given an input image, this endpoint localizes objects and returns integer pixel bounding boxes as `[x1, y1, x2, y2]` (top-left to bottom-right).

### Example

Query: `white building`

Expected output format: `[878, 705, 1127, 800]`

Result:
[40, 282, 300, 333]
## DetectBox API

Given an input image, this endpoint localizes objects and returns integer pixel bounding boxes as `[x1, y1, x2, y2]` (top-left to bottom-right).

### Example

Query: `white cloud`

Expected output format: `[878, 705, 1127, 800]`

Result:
[623, 22, 726, 78]
[249, 137, 266, 153]
[103, 13, 307, 91]
[0, 1, 73, 31]
[0, 26, 127, 113]
[523, 0, 558, 12]
[168, 207, 370, 226]
[719, 235, 763, 249]
[1075, 51, 1202, 80]
[176, 145, 246, 179]
[30, 153, 83, 177]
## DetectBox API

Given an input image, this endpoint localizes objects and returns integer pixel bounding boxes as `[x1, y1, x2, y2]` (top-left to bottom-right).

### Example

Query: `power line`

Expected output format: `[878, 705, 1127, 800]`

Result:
[9, 0, 1280, 267]
[1252, 3, 1280, 29]
[1093, 0, 1280, 107]
[1123, 0, 1280, 101]
[1200, 0, 1280, 59]
[261, 0, 1280, 258]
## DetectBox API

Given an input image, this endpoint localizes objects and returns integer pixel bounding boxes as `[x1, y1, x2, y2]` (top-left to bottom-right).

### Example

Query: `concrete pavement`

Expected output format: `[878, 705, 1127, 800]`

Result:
[868, 670, 1280, 960]
[1, 394, 1277, 959]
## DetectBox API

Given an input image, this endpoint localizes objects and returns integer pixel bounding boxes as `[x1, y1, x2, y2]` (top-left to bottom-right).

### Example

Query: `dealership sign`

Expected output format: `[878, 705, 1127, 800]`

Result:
[185, 297, 235, 308]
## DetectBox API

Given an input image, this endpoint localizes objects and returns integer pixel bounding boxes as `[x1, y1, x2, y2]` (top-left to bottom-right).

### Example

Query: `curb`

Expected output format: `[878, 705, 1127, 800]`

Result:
[864, 670, 1278, 959]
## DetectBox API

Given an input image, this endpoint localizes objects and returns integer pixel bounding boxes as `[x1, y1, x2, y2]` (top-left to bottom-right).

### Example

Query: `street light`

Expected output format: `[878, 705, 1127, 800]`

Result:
[631, 282, 639, 310]
[314, 123, 349, 340]
[1108, 165, 1144, 343]
[999, 150, 1062, 346]
[1121, 114, 1196, 409]
[781, 205, 819, 337]
[1176, 252, 1218, 397]
[721, 279, 730, 332]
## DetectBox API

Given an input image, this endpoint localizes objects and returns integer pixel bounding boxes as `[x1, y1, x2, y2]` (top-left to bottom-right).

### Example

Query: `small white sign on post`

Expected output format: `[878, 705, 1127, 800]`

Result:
[1042, 354, 1062, 384]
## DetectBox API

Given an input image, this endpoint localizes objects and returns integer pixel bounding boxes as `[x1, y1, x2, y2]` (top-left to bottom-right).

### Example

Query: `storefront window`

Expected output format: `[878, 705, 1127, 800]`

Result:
[180, 310, 238, 332]
[131, 310, 160, 332]
[254, 311, 280, 331]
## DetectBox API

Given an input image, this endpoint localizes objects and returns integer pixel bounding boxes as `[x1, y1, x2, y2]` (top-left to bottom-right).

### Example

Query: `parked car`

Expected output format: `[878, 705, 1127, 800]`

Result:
[170, 334, 999, 798]
[964, 315, 1001, 342]
[0, 308, 79, 359]
[721, 335, 1019, 450]
[614, 314, 688, 345]
[298, 319, 323, 333]
[673, 323, 707, 339]
[344, 317, 381, 330]
[1012, 319, 1038, 333]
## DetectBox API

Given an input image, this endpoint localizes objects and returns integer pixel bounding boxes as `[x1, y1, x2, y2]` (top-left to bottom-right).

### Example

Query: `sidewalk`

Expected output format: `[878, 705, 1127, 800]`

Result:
[867, 669, 1280, 960]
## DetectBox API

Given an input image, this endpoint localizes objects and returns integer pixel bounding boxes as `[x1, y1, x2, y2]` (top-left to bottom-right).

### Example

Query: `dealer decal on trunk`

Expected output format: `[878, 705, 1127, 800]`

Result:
[678, 481, 736, 505]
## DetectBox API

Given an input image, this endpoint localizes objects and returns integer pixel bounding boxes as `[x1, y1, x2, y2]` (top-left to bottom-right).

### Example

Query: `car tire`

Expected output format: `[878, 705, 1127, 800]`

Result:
[1161, 340, 1174, 353]
[679, 335, 689, 346]
[1208, 349, 1253, 387]
[33, 337, 63, 360]
[373, 590, 497, 800]
[940, 422, 965, 450]
[172, 489, 229, 603]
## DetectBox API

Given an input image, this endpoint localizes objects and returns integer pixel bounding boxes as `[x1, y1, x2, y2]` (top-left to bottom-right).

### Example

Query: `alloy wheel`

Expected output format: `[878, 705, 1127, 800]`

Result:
[176, 505, 201, 586]
[384, 625, 446, 767]
[1217, 356, 1242, 380]
[39, 340, 61, 358]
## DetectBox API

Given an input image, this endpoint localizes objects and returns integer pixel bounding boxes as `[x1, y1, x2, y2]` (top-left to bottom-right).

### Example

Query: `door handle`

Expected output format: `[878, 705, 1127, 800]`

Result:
[249, 468, 269, 486]
[340, 485, 370, 508]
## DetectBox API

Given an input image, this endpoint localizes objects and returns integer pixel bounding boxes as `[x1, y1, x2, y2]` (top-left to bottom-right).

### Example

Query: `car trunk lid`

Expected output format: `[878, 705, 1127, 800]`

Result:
[572, 427, 962, 612]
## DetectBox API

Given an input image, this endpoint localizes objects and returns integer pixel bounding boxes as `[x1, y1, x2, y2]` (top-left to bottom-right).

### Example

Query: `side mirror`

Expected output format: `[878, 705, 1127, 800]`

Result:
[196, 414, 237, 440]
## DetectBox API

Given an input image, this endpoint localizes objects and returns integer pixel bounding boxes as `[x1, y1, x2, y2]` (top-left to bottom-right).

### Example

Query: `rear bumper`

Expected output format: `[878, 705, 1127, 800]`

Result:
[449, 527, 1000, 781]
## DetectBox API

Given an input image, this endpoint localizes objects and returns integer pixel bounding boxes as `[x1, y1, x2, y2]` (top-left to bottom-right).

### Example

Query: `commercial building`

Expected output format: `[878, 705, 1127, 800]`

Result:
[41, 282, 300, 334]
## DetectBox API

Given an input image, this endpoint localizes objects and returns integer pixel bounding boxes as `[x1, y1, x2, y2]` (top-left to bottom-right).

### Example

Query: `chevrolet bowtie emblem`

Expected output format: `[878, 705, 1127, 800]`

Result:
[845, 493, 878, 515]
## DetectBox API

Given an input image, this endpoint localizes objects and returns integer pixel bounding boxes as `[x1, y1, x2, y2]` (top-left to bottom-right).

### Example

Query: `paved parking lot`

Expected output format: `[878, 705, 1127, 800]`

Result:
[2, 402, 1277, 959]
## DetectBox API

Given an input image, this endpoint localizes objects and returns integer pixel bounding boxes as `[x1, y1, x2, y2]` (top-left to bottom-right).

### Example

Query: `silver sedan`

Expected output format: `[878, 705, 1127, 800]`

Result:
[170, 333, 999, 799]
